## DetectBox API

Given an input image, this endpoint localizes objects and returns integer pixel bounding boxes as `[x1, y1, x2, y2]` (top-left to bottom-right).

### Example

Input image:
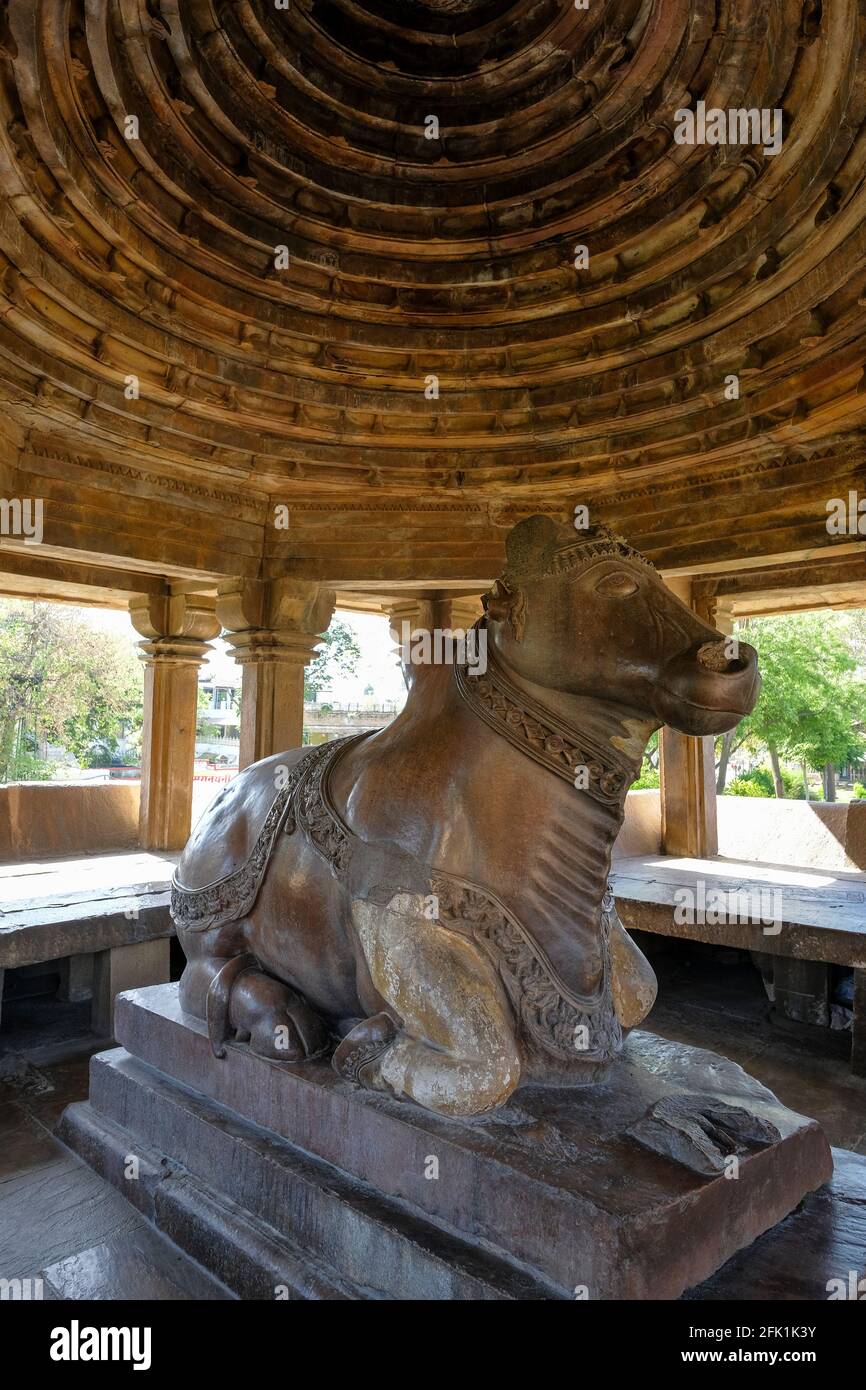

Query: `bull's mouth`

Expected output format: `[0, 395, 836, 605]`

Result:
[657, 669, 760, 716]
[658, 688, 757, 722]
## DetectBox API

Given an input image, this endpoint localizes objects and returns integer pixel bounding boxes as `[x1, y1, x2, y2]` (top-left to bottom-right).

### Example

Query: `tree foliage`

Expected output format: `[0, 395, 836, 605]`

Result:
[0, 601, 144, 781]
[725, 613, 866, 794]
[304, 619, 361, 701]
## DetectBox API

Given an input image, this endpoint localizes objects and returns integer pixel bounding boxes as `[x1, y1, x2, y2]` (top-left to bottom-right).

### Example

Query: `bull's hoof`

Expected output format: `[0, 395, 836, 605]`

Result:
[332, 1012, 397, 1087]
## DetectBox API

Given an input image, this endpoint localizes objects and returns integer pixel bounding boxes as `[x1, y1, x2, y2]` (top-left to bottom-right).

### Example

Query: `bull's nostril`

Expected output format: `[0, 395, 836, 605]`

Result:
[697, 640, 746, 675]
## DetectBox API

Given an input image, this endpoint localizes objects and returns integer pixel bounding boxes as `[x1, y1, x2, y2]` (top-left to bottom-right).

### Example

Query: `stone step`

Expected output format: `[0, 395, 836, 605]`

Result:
[60, 1050, 553, 1300]
[61, 1095, 363, 1299]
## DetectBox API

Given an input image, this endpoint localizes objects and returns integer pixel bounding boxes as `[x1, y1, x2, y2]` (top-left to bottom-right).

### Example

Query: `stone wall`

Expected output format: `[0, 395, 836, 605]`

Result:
[0, 782, 140, 861]
[614, 788, 866, 872]
[5, 779, 866, 872]
[614, 790, 662, 858]
[716, 796, 866, 872]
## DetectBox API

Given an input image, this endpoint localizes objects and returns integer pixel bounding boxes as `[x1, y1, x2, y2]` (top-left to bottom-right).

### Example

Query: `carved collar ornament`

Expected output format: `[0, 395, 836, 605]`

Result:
[454, 632, 632, 807]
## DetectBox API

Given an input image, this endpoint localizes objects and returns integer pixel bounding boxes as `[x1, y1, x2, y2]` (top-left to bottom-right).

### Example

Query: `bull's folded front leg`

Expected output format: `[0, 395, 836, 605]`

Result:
[177, 923, 329, 1062]
[333, 892, 521, 1118]
[225, 967, 331, 1061]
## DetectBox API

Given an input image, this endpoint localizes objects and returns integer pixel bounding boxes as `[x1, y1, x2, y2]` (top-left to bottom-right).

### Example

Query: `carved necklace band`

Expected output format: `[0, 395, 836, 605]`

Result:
[454, 632, 631, 806]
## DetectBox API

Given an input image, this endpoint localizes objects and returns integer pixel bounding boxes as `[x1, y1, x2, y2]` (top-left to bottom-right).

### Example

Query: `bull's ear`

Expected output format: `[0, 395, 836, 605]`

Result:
[482, 579, 526, 641]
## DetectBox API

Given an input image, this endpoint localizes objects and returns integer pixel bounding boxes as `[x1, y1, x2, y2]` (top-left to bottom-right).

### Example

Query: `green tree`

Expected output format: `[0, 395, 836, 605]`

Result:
[0, 601, 144, 781]
[304, 619, 361, 701]
[725, 614, 866, 798]
[631, 730, 659, 788]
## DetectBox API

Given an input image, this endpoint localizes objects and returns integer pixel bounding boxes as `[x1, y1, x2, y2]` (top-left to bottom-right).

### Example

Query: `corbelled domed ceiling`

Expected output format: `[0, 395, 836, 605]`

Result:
[0, 0, 865, 591]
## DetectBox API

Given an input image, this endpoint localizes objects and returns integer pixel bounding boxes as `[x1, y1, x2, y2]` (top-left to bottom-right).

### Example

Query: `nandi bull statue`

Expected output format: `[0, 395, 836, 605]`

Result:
[171, 516, 759, 1118]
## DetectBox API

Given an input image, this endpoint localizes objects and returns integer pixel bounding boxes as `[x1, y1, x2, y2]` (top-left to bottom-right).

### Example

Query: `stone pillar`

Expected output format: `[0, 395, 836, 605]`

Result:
[387, 597, 435, 660]
[659, 576, 719, 859]
[217, 579, 335, 768]
[443, 594, 485, 631]
[714, 600, 736, 637]
[387, 593, 483, 650]
[131, 594, 220, 851]
[91, 938, 172, 1038]
[773, 957, 831, 1028]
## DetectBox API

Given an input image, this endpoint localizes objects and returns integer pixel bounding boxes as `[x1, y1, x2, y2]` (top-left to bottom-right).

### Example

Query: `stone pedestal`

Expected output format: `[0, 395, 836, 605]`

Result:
[60, 984, 832, 1301]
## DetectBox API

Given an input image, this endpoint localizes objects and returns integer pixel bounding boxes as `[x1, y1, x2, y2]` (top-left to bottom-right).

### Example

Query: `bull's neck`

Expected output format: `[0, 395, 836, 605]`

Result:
[451, 652, 654, 991]
[457, 638, 652, 801]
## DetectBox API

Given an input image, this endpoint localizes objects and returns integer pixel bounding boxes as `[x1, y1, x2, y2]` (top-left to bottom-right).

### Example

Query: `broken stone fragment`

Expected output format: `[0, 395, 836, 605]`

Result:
[628, 1093, 782, 1177]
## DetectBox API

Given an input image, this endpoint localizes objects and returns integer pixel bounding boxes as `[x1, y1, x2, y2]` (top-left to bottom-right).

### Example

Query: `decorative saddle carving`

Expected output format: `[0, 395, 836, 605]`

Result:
[172, 724, 622, 1065]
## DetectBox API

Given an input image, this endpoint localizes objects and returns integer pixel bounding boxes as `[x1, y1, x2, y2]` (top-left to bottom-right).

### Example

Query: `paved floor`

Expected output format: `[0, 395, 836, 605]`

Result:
[0, 1044, 232, 1298]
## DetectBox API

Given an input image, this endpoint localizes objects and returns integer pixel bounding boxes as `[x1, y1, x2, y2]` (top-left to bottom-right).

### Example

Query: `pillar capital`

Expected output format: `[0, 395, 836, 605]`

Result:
[446, 594, 485, 631]
[130, 593, 220, 646]
[387, 593, 484, 672]
[130, 594, 220, 668]
[387, 596, 437, 646]
[216, 578, 336, 768]
[216, 578, 335, 641]
[387, 593, 483, 645]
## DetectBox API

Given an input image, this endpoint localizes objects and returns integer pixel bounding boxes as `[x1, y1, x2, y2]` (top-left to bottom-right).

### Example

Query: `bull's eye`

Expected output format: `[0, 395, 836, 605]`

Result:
[595, 571, 639, 598]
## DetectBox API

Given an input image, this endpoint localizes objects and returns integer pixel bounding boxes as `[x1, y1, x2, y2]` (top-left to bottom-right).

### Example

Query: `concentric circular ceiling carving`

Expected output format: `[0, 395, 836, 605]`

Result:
[0, 0, 865, 507]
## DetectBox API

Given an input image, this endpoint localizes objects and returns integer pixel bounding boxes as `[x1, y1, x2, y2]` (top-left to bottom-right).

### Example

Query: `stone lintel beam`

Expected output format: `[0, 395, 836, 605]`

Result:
[130, 594, 220, 851]
[217, 579, 336, 767]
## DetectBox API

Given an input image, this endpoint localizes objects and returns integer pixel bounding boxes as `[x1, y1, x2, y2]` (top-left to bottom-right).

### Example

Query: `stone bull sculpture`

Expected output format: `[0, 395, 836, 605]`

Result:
[171, 516, 760, 1118]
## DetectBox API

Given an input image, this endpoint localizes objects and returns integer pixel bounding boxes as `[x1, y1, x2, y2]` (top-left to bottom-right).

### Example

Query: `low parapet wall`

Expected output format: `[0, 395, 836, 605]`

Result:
[614, 787, 866, 872]
[0, 781, 140, 861]
[614, 789, 662, 858]
[3, 778, 865, 872]
[716, 795, 866, 872]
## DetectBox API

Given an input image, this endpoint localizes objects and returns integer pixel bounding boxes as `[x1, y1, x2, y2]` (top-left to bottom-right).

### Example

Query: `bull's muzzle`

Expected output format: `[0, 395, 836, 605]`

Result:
[656, 638, 760, 734]
[696, 639, 753, 677]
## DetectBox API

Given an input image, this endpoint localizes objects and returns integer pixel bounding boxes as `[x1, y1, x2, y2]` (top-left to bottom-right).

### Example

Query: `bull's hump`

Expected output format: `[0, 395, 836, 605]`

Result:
[176, 747, 306, 891]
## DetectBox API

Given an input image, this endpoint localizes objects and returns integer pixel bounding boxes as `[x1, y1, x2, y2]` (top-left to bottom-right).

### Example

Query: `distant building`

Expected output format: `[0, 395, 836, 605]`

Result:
[197, 642, 242, 763]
